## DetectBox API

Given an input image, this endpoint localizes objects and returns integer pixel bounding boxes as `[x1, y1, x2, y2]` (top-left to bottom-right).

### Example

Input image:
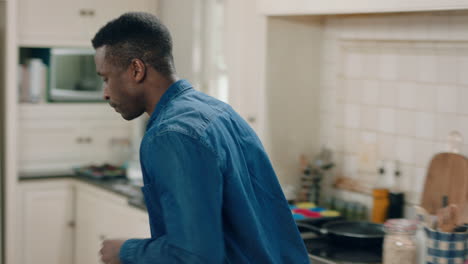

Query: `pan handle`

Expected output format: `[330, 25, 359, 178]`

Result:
[296, 222, 328, 235]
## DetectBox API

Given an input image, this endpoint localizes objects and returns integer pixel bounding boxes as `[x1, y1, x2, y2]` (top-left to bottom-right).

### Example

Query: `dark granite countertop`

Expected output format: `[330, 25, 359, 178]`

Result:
[19, 174, 147, 211]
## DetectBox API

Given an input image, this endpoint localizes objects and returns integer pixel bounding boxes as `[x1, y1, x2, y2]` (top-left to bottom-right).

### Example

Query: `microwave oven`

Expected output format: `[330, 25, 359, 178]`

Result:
[48, 48, 104, 102]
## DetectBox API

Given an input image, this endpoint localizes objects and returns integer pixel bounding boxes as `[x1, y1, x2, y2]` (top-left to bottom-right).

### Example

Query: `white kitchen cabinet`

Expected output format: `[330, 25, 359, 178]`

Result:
[0, 4, 4, 262]
[74, 186, 104, 264]
[18, 0, 85, 47]
[18, 103, 132, 176]
[259, 0, 468, 16]
[18, 0, 158, 47]
[263, 16, 323, 187]
[74, 182, 149, 264]
[18, 179, 149, 264]
[225, 0, 267, 139]
[18, 179, 75, 264]
[88, 0, 155, 40]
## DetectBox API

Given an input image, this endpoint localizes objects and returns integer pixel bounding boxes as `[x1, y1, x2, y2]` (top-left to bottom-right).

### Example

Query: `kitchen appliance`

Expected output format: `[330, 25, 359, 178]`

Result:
[421, 152, 468, 215]
[300, 220, 385, 248]
[48, 48, 103, 102]
[299, 219, 383, 264]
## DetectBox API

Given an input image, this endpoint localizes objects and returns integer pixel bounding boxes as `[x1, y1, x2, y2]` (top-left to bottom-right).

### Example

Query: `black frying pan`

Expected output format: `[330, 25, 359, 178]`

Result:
[297, 220, 385, 248]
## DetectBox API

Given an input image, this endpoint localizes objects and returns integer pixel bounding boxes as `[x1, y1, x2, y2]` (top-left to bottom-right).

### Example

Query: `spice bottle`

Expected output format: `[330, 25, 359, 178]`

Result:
[371, 161, 390, 223]
[383, 219, 418, 264]
[388, 161, 405, 219]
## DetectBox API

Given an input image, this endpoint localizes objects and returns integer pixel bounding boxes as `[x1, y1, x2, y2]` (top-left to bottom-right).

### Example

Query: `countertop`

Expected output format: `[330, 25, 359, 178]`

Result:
[20, 175, 381, 264]
[19, 174, 147, 211]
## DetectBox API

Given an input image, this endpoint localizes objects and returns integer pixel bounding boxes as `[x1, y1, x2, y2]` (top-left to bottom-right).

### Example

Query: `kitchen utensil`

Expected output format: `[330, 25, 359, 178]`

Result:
[437, 204, 459, 232]
[296, 155, 312, 202]
[461, 203, 468, 224]
[421, 153, 468, 215]
[447, 130, 463, 154]
[453, 225, 468, 232]
[302, 220, 385, 248]
[414, 205, 432, 227]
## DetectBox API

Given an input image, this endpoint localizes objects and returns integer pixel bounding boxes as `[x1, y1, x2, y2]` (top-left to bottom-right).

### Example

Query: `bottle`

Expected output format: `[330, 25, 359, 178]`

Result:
[415, 219, 426, 264]
[388, 161, 405, 219]
[356, 203, 368, 221]
[383, 219, 418, 264]
[372, 161, 390, 223]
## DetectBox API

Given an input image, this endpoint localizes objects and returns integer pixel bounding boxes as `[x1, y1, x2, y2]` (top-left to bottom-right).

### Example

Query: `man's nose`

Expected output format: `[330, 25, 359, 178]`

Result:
[103, 86, 110, 100]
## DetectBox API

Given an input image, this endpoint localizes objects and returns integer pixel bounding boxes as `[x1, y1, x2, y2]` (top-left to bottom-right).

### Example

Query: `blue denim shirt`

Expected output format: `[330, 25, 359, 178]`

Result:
[119, 80, 309, 263]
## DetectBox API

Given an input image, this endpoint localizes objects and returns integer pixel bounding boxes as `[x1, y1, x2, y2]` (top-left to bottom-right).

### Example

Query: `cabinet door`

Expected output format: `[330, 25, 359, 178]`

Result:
[18, 104, 132, 175]
[102, 202, 150, 240]
[18, 118, 83, 174]
[258, 0, 468, 15]
[75, 188, 104, 264]
[79, 119, 132, 166]
[19, 181, 75, 264]
[18, 0, 85, 46]
[225, 0, 266, 138]
[82, 0, 158, 40]
[75, 183, 149, 264]
[18, 0, 157, 46]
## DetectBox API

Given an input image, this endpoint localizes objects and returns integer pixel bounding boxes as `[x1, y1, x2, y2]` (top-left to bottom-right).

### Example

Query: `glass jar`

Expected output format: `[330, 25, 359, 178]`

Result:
[383, 219, 418, 264]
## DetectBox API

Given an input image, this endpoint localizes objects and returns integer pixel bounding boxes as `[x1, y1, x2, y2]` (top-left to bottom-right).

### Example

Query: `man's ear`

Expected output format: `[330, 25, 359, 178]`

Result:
[130, 59, 146, 82]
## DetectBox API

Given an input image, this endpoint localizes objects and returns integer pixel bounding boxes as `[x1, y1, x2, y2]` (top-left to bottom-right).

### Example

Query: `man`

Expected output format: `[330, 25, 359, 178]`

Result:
[93, 12, 309, 264]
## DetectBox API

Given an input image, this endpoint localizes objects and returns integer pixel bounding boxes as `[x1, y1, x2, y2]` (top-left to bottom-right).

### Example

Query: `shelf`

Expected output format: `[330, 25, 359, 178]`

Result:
[333, 176, 373, 196]
[259, 0, 468, 16]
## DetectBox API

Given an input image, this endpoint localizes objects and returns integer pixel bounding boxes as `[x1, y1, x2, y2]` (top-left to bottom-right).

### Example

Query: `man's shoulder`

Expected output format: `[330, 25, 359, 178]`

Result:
[150, 90, 233, 139]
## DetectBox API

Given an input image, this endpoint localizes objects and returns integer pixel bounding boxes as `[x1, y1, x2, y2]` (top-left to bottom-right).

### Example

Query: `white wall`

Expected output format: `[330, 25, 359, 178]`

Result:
[0, 1, 6, 262]
[0, 1, 5, 261]
[318, 11, 468, 206]
[224, 0, 266, 137]
[159, 0, 268, 139]
[158, 0, 198, 84]
[264, 16, 323, 188]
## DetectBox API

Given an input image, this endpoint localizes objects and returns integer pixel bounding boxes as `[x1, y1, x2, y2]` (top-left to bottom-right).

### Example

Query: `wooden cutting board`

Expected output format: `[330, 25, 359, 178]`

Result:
[421, 153, 468, 215]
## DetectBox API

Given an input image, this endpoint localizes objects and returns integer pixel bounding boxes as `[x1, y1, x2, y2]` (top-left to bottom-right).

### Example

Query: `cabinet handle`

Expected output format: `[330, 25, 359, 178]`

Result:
[76, 137, 93, 143]
[79, 9, 95, 16]
[68, 221, 76, 228]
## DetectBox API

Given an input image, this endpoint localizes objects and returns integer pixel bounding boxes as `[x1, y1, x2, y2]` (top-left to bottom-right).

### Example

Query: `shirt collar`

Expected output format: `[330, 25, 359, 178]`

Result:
[146, 79, 193, 130]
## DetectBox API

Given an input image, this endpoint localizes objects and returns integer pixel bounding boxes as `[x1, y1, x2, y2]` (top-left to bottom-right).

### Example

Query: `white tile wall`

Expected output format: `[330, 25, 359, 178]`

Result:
[378, 108, 396, 134]
[396, 110, 414, 137]
[319, 11, 468, 205]
[415, 112, 435, 140]
[361, 80, 380, 105]
[436, 85, 458, 113]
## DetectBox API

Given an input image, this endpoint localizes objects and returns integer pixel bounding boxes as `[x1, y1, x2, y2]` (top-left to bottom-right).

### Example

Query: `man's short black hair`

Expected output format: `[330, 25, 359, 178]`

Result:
[92, 12, 175, 76]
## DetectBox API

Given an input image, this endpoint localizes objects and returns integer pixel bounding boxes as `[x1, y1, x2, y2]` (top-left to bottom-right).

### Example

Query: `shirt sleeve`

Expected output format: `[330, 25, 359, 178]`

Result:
[119, 131, 224, 264]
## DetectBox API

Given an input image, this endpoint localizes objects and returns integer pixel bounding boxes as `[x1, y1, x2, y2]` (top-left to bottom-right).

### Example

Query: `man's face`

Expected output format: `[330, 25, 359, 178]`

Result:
[95, 46, 145, 121]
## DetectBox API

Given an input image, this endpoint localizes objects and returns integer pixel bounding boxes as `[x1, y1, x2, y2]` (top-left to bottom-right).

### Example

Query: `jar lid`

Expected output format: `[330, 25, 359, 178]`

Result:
[384, 219, 418, 234]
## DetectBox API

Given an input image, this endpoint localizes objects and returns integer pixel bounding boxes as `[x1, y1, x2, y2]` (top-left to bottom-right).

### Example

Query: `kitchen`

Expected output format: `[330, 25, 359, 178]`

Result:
[3, 0, 468, 264]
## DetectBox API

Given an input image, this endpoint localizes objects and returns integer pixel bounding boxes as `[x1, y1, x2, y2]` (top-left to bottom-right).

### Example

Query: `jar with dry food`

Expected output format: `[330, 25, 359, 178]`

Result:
[383, 219, 418, 264]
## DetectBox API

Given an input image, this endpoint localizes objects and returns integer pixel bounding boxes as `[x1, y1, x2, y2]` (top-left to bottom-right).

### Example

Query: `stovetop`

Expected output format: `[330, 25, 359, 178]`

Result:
[299, 219, 382, 264]
[303, 237, 382, 264]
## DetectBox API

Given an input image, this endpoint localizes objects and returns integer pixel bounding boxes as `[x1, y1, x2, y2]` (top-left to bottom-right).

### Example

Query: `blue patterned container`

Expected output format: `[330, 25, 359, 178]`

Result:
[424, 226, 468, 264]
